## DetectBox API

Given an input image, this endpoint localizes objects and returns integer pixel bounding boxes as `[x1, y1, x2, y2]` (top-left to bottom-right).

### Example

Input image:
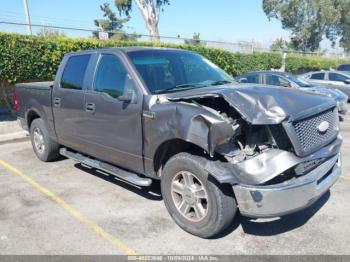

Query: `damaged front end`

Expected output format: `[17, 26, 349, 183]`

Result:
[162, 86, 342, 218]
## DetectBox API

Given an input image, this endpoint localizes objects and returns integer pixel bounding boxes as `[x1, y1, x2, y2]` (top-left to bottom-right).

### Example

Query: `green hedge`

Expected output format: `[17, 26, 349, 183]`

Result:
[0, 32, 348, 110]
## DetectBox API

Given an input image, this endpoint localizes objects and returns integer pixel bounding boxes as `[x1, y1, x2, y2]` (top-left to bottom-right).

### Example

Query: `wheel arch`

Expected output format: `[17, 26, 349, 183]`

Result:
[26, 108, 42, 129]
[153, 138, 208, 177]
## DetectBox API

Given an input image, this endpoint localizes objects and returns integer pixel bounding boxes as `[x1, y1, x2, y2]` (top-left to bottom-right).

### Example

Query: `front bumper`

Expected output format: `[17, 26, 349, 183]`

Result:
[337, 101, 348, 115]
[233, 152, 341, 218]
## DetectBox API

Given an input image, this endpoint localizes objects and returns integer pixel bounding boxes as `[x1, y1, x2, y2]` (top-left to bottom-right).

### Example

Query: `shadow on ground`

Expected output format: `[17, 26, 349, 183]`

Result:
[75, 163, 162, 201]
[215, 190, 330, 238]
[74, 161, 330, 238]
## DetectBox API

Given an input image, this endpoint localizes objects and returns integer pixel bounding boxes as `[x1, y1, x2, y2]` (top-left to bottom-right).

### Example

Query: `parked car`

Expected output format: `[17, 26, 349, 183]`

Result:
[15, 48, 342, 238]
[236, 71, 348, 115]
[337, 63, 350, 72]
[301, 70, 350, 99]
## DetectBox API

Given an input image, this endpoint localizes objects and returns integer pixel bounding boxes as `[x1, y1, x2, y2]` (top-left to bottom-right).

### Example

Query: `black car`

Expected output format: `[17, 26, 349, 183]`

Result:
[337, 64, 350, 72]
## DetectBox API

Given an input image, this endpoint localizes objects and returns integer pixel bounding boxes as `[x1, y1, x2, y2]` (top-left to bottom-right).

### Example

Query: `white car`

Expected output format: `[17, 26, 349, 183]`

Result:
[301, 71, 350, 99]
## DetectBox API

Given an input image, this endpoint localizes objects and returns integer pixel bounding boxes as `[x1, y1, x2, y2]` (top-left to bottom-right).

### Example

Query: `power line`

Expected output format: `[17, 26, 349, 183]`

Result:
[0, 20, 251, 46]
[22, 0, 32, 35]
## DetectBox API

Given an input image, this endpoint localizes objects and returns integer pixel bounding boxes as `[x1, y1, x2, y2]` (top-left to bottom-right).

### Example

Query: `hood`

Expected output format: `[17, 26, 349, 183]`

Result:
[165, 85, 336, 125]
[300, 86, 348, 102]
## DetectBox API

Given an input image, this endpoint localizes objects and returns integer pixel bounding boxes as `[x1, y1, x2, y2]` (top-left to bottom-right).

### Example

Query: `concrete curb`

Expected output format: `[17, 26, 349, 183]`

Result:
[0, 131, 29, 144]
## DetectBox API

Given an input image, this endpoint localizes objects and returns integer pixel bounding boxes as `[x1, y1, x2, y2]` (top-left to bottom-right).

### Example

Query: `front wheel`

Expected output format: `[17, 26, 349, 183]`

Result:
[161, 152, 237, 238]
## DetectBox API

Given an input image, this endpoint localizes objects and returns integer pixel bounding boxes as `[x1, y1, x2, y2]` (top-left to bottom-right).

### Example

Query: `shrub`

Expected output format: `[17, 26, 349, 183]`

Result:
[0, 32, 348, 111]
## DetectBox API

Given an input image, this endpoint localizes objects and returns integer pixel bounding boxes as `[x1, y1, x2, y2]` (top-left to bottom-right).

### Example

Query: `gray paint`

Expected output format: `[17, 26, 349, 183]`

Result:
[15, 47, 341, 191]
[165, 85, 336, 124]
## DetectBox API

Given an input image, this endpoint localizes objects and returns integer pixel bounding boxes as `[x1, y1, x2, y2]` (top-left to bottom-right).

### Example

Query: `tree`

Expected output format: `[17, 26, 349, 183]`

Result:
[37, 28, 66, 38]
[184, 33, 204, 46]
[114, 0, 169, 42]
[335, 0, 350, 53]
[94, 3, 139, 41]
[270, 37, 294, 51]
[263, 0, 340, 52]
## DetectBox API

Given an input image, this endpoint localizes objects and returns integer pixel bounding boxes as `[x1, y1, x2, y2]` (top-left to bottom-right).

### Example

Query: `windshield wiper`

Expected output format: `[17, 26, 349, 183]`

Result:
[155, 83, 205, 94]
[208, 80, 234, 86]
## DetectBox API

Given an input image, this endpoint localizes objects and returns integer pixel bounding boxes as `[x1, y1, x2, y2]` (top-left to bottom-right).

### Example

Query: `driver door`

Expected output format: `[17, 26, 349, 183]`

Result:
[82, 53, 144, 173]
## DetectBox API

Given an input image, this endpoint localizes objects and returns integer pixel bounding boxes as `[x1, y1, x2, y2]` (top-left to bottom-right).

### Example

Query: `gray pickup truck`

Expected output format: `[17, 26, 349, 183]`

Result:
[15, 47, 342, 238]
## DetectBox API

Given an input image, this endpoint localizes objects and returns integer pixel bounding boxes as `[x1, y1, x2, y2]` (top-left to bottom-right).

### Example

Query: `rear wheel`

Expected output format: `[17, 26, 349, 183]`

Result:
[161, 152, 237, 238]
[30, 119, 59, 162]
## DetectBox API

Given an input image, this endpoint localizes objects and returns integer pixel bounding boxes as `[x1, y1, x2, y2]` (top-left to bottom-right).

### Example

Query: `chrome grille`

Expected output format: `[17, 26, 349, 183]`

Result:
[284, 107, 339, 156]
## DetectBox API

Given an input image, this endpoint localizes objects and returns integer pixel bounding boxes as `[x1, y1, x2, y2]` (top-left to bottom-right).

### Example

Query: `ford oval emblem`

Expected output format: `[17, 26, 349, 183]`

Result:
[317, 121, 330, 133]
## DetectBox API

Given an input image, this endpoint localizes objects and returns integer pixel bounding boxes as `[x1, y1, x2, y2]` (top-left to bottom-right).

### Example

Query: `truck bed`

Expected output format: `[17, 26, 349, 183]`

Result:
[16, 81, 53, 90]
[15, 81, 54, 132]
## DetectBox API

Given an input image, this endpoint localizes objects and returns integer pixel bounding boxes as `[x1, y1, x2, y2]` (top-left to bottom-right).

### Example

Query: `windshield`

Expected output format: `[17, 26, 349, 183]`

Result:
[127, 50, 235, 94]
[284, 74, 313, 88]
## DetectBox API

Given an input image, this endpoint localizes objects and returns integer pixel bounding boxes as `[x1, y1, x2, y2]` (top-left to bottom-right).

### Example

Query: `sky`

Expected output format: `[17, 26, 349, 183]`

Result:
[0, 0, 311, 49]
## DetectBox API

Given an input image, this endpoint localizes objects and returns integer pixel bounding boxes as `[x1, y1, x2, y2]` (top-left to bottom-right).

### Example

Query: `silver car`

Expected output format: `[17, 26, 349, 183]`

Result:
[301, 71, 350, 99]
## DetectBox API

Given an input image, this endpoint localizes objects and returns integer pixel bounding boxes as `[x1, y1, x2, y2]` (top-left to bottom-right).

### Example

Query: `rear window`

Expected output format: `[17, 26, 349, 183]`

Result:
[337, 64, 350, 71]
[310, 73, 325, 80]
[61, 55, 91, 90]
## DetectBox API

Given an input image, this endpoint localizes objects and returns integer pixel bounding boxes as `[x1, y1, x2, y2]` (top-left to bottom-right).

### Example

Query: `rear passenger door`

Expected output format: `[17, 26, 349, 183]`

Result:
[81, 52, 144, 173]
[52, 54, 92, 151]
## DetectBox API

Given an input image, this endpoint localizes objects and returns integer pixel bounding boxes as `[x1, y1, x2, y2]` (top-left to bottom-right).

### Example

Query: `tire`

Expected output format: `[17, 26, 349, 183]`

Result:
[30, 118, 60, 162]
[161, 152, 237, 238]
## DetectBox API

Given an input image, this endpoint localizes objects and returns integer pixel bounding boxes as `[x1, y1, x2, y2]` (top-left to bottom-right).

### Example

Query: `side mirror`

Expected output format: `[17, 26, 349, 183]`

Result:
[239, 78, 248, 83]
[344, 79, 350, 85]
[118, 91, 133, 103]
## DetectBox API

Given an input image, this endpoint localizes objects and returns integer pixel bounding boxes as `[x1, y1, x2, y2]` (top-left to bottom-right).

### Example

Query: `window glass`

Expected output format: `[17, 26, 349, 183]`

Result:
[245, 74, 260, 84]
[329, 73, 348, 82]
[132, 56, 175, 92]
[128, 50, 234, 94]
[284, 74, 313, 87]
[310, 73, 325, 80]
[337, 64, 350, 71]
[61, 55, 91, 90]
[94, 54, 128, 98]
[266, 75, 289, 87]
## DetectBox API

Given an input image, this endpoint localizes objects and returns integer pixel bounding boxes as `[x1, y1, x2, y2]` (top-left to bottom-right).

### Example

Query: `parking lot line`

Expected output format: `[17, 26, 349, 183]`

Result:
[0, 159, 137, 255]
[340, 176, 350, 181]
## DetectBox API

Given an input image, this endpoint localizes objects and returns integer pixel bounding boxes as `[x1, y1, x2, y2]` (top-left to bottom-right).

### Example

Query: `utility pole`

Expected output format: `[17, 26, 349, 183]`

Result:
[23, 0, 32, 35]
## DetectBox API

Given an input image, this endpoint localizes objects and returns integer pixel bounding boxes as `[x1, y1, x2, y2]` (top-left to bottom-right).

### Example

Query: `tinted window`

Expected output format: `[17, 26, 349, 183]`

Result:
[337, 64, 350, 71]
[329, 73, 349, 82]
[266, 75, 289, 87]
[245, 74, 260, 84]
[310, 73, 325, 80]
[94, 54, 128, 98]
[61, 55, 91, 90]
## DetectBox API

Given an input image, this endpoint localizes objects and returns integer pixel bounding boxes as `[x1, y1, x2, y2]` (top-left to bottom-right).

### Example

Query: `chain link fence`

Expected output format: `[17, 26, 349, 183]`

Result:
[1, 20, 349, 59]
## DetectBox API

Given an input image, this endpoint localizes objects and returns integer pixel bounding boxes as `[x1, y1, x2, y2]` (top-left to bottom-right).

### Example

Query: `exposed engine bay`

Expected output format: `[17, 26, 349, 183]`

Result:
[166, 95, 340, 186]
[183, 96, 292, 164]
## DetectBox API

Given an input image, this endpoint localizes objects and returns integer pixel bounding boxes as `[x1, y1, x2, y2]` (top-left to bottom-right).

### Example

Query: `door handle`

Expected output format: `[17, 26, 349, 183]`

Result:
[54, 97, 61, 107]
[85, 102, 95, 113]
